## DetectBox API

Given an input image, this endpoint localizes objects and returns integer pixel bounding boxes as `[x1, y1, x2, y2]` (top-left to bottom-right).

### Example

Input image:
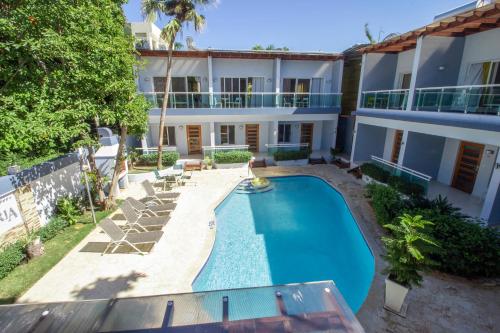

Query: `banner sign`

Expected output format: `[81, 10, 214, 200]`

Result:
[0, 193, 23, 235]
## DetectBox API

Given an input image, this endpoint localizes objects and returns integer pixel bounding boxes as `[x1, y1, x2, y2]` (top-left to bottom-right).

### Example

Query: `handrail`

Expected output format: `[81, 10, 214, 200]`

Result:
[202, 145, 250, 150]
[415, 83, 500, 91]
[371, 156, 432, 181]
[141, 92, 342, 96]
[265, 143, 309, 148]
[361, 89, 409, 94]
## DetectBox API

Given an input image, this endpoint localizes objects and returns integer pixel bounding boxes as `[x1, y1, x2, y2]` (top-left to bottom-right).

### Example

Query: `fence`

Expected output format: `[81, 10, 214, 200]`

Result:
[202, 145, 250, 159]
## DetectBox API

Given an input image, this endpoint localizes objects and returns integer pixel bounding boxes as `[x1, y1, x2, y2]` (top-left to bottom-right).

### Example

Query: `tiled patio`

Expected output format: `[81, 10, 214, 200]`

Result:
[427, 181, 485, 219]
[16, 165, 500, 333]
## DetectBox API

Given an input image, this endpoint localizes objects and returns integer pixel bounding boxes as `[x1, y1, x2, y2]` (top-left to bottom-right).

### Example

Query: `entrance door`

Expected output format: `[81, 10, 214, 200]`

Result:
[300, 123, 314, 149]
[245, 124, 259, 152]
[391, 130, 404, 163]
[186, 125, 202, 155]
[452, 141, 484, 193]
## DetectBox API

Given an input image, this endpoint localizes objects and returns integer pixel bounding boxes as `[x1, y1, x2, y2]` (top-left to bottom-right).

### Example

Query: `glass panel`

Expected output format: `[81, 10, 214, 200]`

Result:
[168, 126, 176, 146]
[229, 125, 235, 144]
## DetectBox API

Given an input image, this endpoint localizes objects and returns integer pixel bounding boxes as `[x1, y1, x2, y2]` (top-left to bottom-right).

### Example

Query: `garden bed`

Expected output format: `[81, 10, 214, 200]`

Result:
[213, 151, 252, 169]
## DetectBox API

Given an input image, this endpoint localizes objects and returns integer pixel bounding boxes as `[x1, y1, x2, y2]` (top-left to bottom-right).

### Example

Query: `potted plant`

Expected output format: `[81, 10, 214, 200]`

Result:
[382, 214, 438, 314]
[204, 156, 213, 170]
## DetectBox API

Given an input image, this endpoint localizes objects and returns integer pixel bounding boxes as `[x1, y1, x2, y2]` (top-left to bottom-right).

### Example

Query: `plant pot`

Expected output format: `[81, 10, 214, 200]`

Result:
[206, 165, 213, 170]
[27, 237, 45, 259]
[384, 277, 409, 314]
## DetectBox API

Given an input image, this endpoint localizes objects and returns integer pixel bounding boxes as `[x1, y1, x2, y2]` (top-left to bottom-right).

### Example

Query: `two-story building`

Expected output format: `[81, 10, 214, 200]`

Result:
[350, 1, 500, 224]
[131, 22, 344, 160]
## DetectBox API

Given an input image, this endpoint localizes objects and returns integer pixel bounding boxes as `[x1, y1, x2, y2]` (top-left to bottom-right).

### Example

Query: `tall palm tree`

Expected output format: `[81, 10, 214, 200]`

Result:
[142, 0, 210, 168]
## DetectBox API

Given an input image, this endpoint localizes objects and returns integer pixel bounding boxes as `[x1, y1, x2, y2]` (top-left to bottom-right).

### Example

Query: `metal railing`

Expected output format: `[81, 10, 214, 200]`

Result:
[135, 147, 177, 155]
[371, 156, 431, 194]
[415, 84, 500, 115]
[202, 144, 250, 158]
[265, 143, 310, 156]
[142, 92, 342, 109]
[361, 89, 409, 110]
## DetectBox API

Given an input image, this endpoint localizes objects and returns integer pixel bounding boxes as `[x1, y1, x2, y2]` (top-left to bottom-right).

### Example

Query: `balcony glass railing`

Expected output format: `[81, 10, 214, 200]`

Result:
[202, 145, 250, 159]
[265, 143, 310, 156]
[142, 92, 341, 109]
[415, 84, 500, 115]
[361, 89, 409, 110]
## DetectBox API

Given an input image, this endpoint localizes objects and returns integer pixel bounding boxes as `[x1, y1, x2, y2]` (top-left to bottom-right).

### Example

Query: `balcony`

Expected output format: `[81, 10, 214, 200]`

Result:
[415, 84, 500, 115]
[361, 90, 409, 110]
[142, 92, 342, 109]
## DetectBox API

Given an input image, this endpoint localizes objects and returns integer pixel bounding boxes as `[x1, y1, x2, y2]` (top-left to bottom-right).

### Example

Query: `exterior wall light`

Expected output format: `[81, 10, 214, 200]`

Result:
[178, 125, 184, 130]
[438, 65, 446, 71]
[239, 125, 244, 129]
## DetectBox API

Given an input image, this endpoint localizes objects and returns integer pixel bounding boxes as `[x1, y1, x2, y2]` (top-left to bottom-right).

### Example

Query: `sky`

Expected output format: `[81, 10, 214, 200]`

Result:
[123, 0, 471, 52]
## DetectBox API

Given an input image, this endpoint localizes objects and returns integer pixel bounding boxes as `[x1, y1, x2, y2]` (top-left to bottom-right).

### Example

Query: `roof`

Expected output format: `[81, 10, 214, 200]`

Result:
[361, 0, 500, 53]
[139, 49, 343, 61]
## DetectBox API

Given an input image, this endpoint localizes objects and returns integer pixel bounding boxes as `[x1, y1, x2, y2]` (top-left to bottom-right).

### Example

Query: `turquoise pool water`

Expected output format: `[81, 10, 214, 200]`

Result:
[192, 176, 375, 312]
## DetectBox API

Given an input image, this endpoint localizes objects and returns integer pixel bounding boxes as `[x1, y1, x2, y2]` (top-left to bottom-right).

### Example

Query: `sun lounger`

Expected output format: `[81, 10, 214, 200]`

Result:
[126, 197, 176, 217]
[121, 201, 170, 232]
[141, 180, 180, 204]
[99, 218, 163, 254]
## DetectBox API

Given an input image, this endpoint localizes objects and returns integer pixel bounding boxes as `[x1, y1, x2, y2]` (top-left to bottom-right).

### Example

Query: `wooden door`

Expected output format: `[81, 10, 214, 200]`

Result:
[186, 125, 202, 155]
[300, 123, 314, 149]
[245, 124, 259, 152]
[452, 141, 484, 193]
[391, 130, 404, 163]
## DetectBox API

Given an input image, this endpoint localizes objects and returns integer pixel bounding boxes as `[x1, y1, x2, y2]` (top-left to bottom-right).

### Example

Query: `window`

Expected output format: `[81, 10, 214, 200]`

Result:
[220, 125, 235, 145]
[282, 78, 311, 93]
[162, 126, 176, 146]
[278, 124, 291, 143]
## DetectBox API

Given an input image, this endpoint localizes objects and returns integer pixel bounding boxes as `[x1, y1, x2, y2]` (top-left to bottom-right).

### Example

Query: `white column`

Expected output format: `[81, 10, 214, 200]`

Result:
[147, 35, 153, 50]
[356, 53, 367, 109]
[335, 59, 344, 93]
[208, 55, 214, 107]
[271, 120, 279, 145]
[349, 121, 359, 165]
[209, 121, 215, 146]
[480, 151, 500, 222]
[275, 58, 281, 107]
[397, 130, 409, 166]
[406, 36, 423, 111]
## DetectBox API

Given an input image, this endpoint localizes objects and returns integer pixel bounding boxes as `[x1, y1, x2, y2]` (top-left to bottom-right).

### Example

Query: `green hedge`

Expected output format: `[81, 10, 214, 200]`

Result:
[273, 150, 310, 161]
[361, 162, 425, 197]
[214, 151, 252, 164]
[367, 183, 500, 278]
[0, 242, 26, 280]
[38, 217, 70, 242]
[136, 152, 179, 167]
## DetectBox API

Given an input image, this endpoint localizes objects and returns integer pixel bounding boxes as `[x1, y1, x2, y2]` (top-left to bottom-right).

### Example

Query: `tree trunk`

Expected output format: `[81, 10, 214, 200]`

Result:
[86, 144, 106, 207]
[105, 125, 128, 209]
[157, 42, 175, 169]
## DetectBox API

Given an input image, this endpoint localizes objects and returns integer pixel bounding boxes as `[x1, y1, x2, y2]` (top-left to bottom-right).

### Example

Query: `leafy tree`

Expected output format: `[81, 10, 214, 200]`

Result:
[174, 42, 184, 50]
[0, 0, 149, 207]
[382, 214, 439, 287]
[364, 23, 376, 44]
[142, 0, 211, 168]
[252, 44, 264, 50]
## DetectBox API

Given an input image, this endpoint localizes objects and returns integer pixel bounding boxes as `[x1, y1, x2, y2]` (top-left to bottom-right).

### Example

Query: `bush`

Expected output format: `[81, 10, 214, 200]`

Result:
[0, 242, 26, 280]
[136, 152, 179, 167]
[273, 150, 310, 161]
[214, 151, 252, 164]
[361, 163, 425, 197]
[37, 217, 69, 242]
[366, 184, 406, 226]
[414, 208, 500, 278]
[56, 197, 82, 225]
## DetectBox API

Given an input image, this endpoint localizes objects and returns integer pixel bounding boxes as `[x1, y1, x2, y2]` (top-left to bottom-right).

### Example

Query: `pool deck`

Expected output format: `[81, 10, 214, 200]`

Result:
[17, 165, 500, 333]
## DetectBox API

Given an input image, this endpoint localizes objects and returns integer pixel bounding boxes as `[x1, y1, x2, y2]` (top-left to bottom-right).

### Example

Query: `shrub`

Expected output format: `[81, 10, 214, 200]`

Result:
[361, 163, 425, 197]
[136, 152, 179, 167]
[214, 151, 252, 164]
[56, 197, 82, 225]
[360, 163, 390, 182]
[37, 217, 69, 242]
[0, 242, 26, 280]
[414, 208, 500, 278]
[382, 214, 439, 287]
[273, 150, 310, 161]
[366, 184, 406, 226]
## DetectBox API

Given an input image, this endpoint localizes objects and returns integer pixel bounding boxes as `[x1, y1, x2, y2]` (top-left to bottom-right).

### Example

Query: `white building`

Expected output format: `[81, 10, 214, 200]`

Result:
[350, 1, 500, 224]
[131, 22, 343, 160]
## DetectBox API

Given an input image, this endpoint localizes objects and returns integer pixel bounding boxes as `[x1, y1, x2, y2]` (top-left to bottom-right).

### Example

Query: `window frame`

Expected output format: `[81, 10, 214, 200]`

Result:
[220, 125, 235, 145]
[278, 123, 291, 143]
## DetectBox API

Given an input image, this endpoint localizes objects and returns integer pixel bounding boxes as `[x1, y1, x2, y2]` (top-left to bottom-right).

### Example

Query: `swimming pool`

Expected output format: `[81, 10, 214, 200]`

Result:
[192, 175, 375, 312]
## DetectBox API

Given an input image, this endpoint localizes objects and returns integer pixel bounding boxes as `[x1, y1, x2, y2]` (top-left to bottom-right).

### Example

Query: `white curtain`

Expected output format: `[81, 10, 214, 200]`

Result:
[463, 63, 484, 85]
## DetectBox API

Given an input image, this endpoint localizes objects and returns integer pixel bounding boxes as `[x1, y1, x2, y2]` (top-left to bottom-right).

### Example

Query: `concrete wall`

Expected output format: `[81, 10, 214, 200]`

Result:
[280, 60, 336, 93]
[214, 122, 270, 153]
[393, 49, 415, 88]
[487, 184, 500, 225]
[403, 132, 445, 179]
[415, 36, 464, 88]
[361, 53, 398, 91]
[437, 138, 460, 185]
[352, 123, 386, 162]
[321, 120, 337, 151]
[473, 145, 498, 198]
[382, 128, 397, 161]
[458, 28, 500, 84]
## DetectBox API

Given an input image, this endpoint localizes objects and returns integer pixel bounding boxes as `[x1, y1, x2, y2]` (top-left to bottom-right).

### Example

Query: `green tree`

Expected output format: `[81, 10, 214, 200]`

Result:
[252, 44, 264, 50]
[174, 42, 184, 50]
[142, 0, 211, 168]
[382, 214, 439, 287]
[364, 23, 376, 44]
[0, 0, 148, 207]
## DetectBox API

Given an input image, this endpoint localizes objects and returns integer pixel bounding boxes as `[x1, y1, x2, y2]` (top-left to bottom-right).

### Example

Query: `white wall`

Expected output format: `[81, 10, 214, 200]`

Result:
[212, 58, 274, 92]
[393, 49, 415, 88]
[473, 145, 498, 198]
[382, 128, 396, 160]
[138, 57, 209, 92]
[457, 28, 500, 84]
[320, 120, 337, 150]
[437, 138, 460, 185]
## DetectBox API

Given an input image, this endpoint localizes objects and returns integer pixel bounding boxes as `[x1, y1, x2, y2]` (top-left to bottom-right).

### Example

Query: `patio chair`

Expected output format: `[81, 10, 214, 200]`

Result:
[121, 201, 170, 232]
[153, 170, 178, 190]
[99, 218, 163, 255]
[126, 197, 176, 217]
[142, 180, 181, 203]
